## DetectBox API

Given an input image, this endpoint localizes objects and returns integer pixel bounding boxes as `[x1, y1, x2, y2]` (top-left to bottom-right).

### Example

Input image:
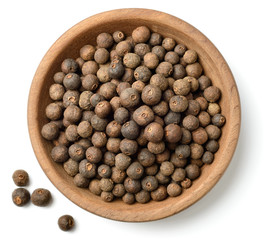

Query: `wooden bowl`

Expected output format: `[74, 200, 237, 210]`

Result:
[27, 8, 241, 222]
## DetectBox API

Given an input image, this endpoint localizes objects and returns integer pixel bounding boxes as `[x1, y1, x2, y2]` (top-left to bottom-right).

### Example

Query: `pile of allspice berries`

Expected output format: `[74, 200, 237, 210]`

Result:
[41, 26, 226, 204]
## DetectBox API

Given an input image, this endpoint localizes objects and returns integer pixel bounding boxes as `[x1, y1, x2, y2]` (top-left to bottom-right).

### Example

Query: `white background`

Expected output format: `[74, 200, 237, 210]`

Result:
[1, 0, 274, 239]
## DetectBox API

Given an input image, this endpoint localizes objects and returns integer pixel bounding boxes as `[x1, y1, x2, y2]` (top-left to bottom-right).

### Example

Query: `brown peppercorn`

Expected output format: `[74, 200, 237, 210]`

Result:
[185, 100, 201, 116]
[94, 48, 110, 64]
[174, 44, 187, 56]
[82, 74, 99, 91]
[76, 57, 85, 68]
[86, 146, 102, 163]
[111, 166, 127, 183]
[96, 65, 111, 83]
[45, 103, 62, 121]
[156, 61, 173, 77]
[90, 115, 108, 131]
[190, 143, 204, 159]
[205, 124, 221, 140]
[160, 161, 174, 176]
[124, 177, 141, 194]
[134, 65, 152, 82]
[76, 138, 92, 150]
[162, 37, 176, 51]
[12, 170, 29, 186]
[163, 89, 175, 102]
[79, 159, 97, 178]
[164, 124, 182, 143]
[152, 45, 166, 61]
[155, 149, 170, 164]
[31, 188, 51, 206]
[97, 32, 114, 48]
[99, 82, 117, 100]
[196, 96, 209, 111]
[112, 184, 126, 197]
[99, 178, 114, 192]
[198, 75, 211, 90]
[145, 164, 159, 176]
[133, 105, 154, 126]
[132, 26, 150, 43]
[144, 122, 163, 143]
[152, 101, 169, 117]
[82, 61, 99, 76]
[185, 164, 200, 180]
[121, 120, 140, 140]
[141, 176, 158, 192]
[101, 191, 114, 202]
[150, 74, 168, 91]
[192, 127, 208, 145]
[167, 182, 182, 197]
[170, 153, 187, 168]
[105, 120, 121, 138]
[181, 178, 192, 189]
[173, 78, 191, 96]
[79, 91, 93, 110]
[183, 50, 198, 64]
[137, 148, 155, 167]
[212, 114, 226, 127]
[198, 111, 211, 127]
[63, 90, 79, 107]
[186, 62, 203, 78]
[144, 52, 159, 69]
[116, 82, 130, 96]
[173, 64, 186, 79]
[91, 131, 107, 148]
[204, 86, 221, 102]
[108, 59, 125, 79]
[12, 188, 30, 206]
[120, 139, 138, 156]
[155, 171, 170, 185]
[61, 58, 78, 74]
[123, 53, 141, 69]
[65, 124, 79, 142]
[206, 140, 219, 153]
[149, 32, 163, 46]
[53, 72, 65, 84]
[151, 185, 167, 201]
[122, 193, 135, 204]
[73, 173, 90, 188]
[169, 95, 188, 112]
[80, 45, 96, 61]
[175, 144, 190, 159]
[106, 138, 121, 153]
[120, 88, 140, 109]
[202, 151, 214, 164]
[94, 101, 112, 119]
[134, 43, 151, 59]
[58, 215, 75, 231]
[89, 179, 102, 195]
[51, 145, 69, 163]
[141, 84, 162, 106]
[63, 159, 79, 177]
[116, 41, 132, 56]
[207, 103, 221, 116]
[136, 129, 149, 146]
[64, 105, 82, 123]
[113, 31, 125, 43]
[49, 83, 65, 101]
[135, 190, 151, 204]
[182, 115, 199, 131]
[126, 162, 144, 180]
[165, 51, 180, 65]
[181, 128, 192, 144]
[110, 96, 121, 112]
[77, 121, 93, 138]
[68, 143, 85, 162]
[171, 168, 186, 182]
[114, 107, 129, 125]
[132, 80, 145, 93]
[147, 141, 165, 154]
[63, 73, 81, 90]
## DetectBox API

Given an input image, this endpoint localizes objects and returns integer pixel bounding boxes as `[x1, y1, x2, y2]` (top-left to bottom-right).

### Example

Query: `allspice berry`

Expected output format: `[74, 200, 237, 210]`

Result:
[164, 124, 182, 143]
[204, 86, 221, 102]
[12, 188, 30, 206]
[192, 127, 208, 145]
[132, 26, 151, 43]
[58, 215, 75, 231]
[144, 122, 164, 143]
[12, 170, 29, 186]
[31, 188, 51, 206]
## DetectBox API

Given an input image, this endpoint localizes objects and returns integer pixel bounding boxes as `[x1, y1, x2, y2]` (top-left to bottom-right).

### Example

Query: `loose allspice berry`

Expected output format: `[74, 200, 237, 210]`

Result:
[41, 25, 226, 204]
[12, 188, 30, 206]
[31, 188, 52, 206]
[58, 215, 75, 231]
[12, 170, 29, 186]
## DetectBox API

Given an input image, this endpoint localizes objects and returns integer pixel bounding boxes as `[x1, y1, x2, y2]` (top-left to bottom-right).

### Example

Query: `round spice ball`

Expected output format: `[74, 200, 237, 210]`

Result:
[186, 62, 203, 78]
[90, 115, 108, 131]
[101, 192, 114, 202]
[183, 49, 198, 64]
[61, 58, 78, 74]
[212, 114, 226, 127]
[149, 32, 162, 46]
[49, 84, 65, 101]
[94, 48, 109, 64]
[58, 215, 75, 231]
[141, 176, 158, 192]
[147, 141, 165, 154]
[141, 84, 162, 106]
[171, 168, 186, 182]
[80, 44, 96, 60]
[144, 52, 159, 69]
[77, 121, 93, 138]
[196, 96, 209, 111]
[206, 140, 219, 153]
[82, 74, 99, 91]
[156, 61, 173, 77]
[41, 122, 59, 140]
[123, 53, 141, 69]
[64, 105, 82, 123]
[134, 66, 152, 82]
[204, 86, 221, 102]
[120, 139, 138, 156]
[192, 127, 208, 145]
[160, 161, 174, 176]
[135, 190, 151, 204]
[198, 111, 211, 127]
[162, 37, 176, 51]
[186, 100, 201, 116]
[167, 182, 182, 197]
[207, 103, 221, 116]
[12, 170, 29, 186]
[114, 107, 129, 125]
[68, 144, 85, 162]
[51, 145, 69, 163]
[205, 125, 221, 140]
[126, 162, 144, 180]
[106, 138, 121, 153]
[12, 188, 30, 207]
[137, 148, 155, 167]
[164, 110, 181, 125]
[190, 143, 204, 159]
[134, 43, 150, 59]
[173, 64, 186, 79]
[122, 193, 135, 204]
[89, 179, 102, 196]
[185, 164, 200, 180]
[63, 73, 81, 90]
[65, 124, 79, 142]
[151, 185, 167, 201]
[111, 167, 127, 183]
[164, 124, 182, 143]
[144, 122, 164, 143]
[132, 26, 150, 43]
[53, 72, 65, 84]
[99, 178, 114, 192]
[63, 90, 79, 107]
[31, 188, 51, 206]
[169, 95, 188, 113]
[112, 184, 126, 198]
[133, 105, 154, 126]
[202, 151, 214, 164]
[91, 132, 107, 148]
[173, 78, 191, 96]
[145, 164, 159, 176]
[124, 177, 141, 194]
[79, 91, 93, 110]
[121, 120, 139, 140]
[152, 45, 166, 61]
[108, 59, 125, 79]
[175, 145, 190, 159]
[73, 173, 90, 188]
[116, 41, 132, 56]
[182, 115, 199, 131]
[132, 80, 145, 93]
[94, 101, 112, 119]
[115, 153, 132, 171]
[113, 31, 125, 43]
[86, 146, 102, 163]
[181, 178, 192, 189]
[63, 159, 79, 177]
[165, 51, 180, 65]
[106, 120, 122, 138]
[150, 74, 168, 91]
[120, 88, 140, 109]
[198, 75, 211, 90]
[97, 32, 114, 48]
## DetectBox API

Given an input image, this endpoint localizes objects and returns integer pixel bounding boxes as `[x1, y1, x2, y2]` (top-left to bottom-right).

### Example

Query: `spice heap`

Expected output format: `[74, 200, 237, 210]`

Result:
[41, 26, 226, 204]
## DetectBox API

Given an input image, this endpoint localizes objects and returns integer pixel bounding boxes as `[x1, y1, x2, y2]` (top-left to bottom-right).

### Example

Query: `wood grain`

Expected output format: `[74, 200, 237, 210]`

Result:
[27, 8, 241, 222]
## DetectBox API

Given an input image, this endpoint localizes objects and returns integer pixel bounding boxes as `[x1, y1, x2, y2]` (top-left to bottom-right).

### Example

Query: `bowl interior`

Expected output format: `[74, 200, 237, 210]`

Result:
[28, 9, 240, 222]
